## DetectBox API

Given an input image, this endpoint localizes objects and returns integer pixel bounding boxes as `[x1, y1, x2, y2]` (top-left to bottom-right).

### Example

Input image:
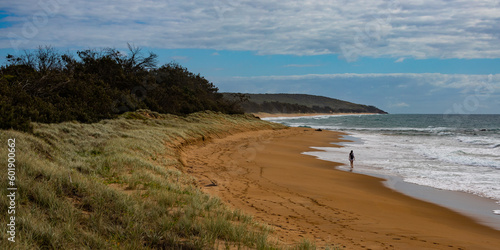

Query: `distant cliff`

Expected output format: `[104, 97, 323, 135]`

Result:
[223, 93, 388, 114]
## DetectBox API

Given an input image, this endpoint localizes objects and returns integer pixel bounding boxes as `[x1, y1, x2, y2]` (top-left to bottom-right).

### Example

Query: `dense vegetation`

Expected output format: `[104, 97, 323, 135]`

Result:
[224, 93, 387, 114]
[0, 45, 243, 132]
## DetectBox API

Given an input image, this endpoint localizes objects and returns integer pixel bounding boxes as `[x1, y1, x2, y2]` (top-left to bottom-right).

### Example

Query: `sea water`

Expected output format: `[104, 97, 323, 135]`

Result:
[262, 114, 500, 218]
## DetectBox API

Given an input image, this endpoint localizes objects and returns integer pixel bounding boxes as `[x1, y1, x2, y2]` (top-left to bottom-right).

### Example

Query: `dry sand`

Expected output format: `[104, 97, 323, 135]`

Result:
[181, 127, 500, 249]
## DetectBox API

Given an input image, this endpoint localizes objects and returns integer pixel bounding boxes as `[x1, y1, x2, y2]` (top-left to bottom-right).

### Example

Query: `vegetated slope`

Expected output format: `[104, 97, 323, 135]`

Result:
[224, 93, 388, 114]
[0, 45, 243, 132]
[0, 110, 285, 249]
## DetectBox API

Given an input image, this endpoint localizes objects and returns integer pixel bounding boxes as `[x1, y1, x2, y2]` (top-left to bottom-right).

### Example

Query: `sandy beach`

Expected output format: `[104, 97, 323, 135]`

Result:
[252, 112, 378, 118]
[182, 127, 500, 249]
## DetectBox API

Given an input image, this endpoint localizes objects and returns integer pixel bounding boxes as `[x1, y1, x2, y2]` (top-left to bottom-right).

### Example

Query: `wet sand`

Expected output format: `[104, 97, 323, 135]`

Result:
[181, 127, 500, 249]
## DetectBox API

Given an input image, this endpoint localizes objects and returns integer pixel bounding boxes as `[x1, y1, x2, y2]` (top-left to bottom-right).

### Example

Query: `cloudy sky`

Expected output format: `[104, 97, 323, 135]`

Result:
[1, 0, 499, 113]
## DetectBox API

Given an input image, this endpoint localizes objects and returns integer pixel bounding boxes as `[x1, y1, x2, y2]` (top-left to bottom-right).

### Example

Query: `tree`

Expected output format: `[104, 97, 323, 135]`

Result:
[1, 45, 243, 132]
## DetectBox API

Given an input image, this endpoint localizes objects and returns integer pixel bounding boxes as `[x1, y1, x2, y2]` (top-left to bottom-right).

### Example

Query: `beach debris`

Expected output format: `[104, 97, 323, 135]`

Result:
[206, 179, 218, 187]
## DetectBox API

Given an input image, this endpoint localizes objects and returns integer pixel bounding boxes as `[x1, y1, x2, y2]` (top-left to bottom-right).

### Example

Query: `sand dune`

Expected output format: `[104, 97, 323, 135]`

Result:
[182, 127, 500, 249]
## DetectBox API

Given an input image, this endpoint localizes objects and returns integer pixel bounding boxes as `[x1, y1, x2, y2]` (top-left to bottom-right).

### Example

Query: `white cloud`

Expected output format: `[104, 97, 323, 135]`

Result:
[232, 73, 500, 88]
[1, 0, 500, 59]
[390, 102, 410, 108]
[395, 57, 405, 63]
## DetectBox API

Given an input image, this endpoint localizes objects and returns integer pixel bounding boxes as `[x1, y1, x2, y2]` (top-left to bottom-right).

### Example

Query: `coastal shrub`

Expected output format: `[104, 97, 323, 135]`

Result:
[0, 45, 244, 132]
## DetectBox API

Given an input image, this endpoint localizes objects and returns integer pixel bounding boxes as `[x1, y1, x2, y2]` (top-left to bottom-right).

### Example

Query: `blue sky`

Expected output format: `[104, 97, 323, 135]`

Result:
[1, 0, 499, 114]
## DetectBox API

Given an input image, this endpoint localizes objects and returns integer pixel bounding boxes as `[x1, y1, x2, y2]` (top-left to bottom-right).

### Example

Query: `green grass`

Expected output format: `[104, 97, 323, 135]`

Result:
[0, 110, 337, 249]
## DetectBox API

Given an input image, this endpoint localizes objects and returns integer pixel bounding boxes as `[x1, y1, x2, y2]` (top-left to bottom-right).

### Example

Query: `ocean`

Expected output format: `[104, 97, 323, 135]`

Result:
[262, 114, 500, 219]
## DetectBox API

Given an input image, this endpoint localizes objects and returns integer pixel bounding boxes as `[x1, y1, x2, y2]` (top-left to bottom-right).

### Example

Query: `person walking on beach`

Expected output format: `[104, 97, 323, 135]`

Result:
[349, 150, 355, 170]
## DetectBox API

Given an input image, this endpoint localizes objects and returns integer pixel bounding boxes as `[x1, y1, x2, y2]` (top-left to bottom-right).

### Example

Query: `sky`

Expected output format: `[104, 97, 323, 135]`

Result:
[0, 0, 499, 114]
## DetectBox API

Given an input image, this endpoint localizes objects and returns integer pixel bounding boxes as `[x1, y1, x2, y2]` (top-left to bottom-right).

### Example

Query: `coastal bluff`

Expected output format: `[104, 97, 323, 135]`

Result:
[223, 93, 388, 115]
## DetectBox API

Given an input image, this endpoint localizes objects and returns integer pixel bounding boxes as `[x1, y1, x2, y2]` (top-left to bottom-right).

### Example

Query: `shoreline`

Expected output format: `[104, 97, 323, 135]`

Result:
[252, 112, 379, 118]
[183, 127, 500, 248]
[267, 113, 500, 230]
[325, 134, 500, 231]
[337, 165, 500, 231]
[381, 174, 500, 231]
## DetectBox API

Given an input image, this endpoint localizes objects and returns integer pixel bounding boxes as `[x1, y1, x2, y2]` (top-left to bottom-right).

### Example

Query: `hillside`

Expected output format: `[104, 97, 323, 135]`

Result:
[0, 110, 287, 249]
[223, 93, 387, 114]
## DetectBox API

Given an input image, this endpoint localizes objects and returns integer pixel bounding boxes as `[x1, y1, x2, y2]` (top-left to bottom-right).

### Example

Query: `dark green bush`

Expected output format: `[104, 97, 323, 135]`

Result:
[0, 45, 243, 131]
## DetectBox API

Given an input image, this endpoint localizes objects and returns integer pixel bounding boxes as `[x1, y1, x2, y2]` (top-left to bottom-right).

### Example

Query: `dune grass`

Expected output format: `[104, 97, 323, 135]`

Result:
[1, 110, 342, 249]
[1, 110, 291, 249]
